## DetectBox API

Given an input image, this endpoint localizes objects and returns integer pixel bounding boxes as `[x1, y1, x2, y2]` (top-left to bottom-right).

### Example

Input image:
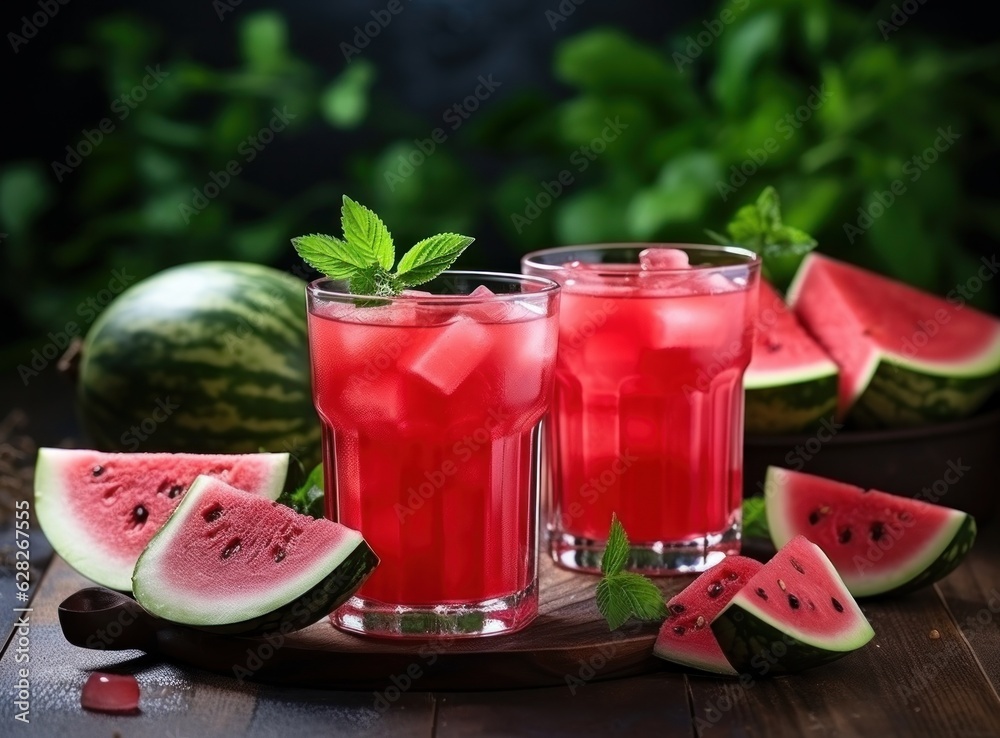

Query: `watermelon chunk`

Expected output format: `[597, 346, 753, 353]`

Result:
[745, 281, 839, 434]
[787, 253, 1000, 427]
[133, 475, 378, 635]
[711, 536, 874, 675]
[764, 466, 976, 597]
[653, 556, 763, 675]
[34, 448, 289, 591]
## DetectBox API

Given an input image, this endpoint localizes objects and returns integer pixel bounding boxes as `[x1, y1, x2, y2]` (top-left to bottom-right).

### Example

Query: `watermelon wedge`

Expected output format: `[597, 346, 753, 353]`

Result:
[745, 281, 839, 434]
[34, 448, 289, 591]
[133, 475, 378, 635]
[653, 556, 763, 675]
[787, 253, 1000, 427]
[764, 466, 976, 597]
[711, 536, 874, 675]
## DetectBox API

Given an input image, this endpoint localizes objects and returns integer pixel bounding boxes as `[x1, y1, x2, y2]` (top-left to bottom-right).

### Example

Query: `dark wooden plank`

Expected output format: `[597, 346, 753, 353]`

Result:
[55, 554, 683, 690]
[936, 530, 1000, 694]
[435, 673, 693, 738]
[687, 584, 1000, 738]
[0, 556, 434, 736]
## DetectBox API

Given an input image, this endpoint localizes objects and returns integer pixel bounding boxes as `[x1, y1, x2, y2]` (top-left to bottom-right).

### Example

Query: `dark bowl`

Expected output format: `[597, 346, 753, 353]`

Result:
[744, 403, 1000, 523]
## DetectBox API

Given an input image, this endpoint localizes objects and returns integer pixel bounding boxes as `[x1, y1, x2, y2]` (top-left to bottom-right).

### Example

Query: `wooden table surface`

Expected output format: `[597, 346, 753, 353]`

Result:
[3, 522, 1000, 737]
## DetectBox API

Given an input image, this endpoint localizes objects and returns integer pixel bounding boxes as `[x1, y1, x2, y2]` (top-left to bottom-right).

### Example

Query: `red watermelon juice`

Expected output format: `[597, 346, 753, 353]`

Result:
[523, 245, 760, 574]
[306, 272, 559, 637]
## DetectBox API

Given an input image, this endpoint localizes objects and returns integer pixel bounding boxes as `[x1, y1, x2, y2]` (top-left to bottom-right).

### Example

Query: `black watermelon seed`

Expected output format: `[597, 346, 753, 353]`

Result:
[832, 597, 844, 613]
[669, 603, 686, 615]
[707, 582, 724, 598]
[222, 540, 241, 559]
[204, 505, 223, 523]
[672, 626, 685, 636]
[168, 485, 184, 499]
[755, 587, 768, 600]
[790, 557, 805, 574]
[132, 505, 148, 526]
[808, 510, 821, 525]
[870, 522, 885, 542]
[274, 548, 286, 563]
[92, 465, 104, 477]
[838, 527, 853, 544]
[788, 594, 800, 609]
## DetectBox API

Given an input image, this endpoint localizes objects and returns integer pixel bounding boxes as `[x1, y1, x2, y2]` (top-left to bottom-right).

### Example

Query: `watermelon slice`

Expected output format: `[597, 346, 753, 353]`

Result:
[653, 556, 763, 675]
[711, 535, 874, 675]
[787, 253, 1000, 427]
[764, 466, 976, 597]
[34, 448, 289, 592]
[745, 281, 839, 434]
[133, 475, 378, 635]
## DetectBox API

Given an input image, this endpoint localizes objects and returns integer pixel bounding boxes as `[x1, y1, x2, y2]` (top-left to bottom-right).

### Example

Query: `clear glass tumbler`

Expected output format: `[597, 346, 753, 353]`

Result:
[307, 271, 560, 637]
[523, 245, 760, 574]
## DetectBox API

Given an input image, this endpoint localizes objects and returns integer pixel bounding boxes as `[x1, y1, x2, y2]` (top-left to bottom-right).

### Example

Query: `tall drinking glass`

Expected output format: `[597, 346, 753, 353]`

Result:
[306, 272, 560, 637]
[523, 245, 760, 574]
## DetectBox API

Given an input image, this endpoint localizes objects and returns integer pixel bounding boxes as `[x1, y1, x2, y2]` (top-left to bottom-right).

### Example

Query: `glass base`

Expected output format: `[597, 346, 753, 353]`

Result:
[551, 522, 741, 575]
[332, 581, 538, 639]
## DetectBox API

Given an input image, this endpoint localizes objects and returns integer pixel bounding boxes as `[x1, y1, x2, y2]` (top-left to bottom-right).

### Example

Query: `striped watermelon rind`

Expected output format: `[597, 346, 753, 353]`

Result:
[787, 253, 1000, 428]
[745, 371, 839, 434]
[844, 351, 1000, 429]
[78, 262, 321, 467]
[133, 475, 378, 635]
[744, 281, 839, 435]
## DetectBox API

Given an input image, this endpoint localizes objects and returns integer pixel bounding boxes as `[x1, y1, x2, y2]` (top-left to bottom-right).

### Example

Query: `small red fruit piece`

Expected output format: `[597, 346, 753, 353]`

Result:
[81, 672, 140, 714]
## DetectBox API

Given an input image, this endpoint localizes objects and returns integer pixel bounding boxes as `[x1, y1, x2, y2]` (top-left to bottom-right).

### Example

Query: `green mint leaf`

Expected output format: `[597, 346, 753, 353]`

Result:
[341, 195, 394, 269]
[292, 234, 368, 279]
[742, 496, 770, 540]
[601, 513, 629, 576]
[597, 572, 668, 631]
[595, 515, 667, 631]
[708, 186, 818, 291]
[349, 263, 398, 297]
[278, 463, 325, 519]
[595, 575, 634, 631]
[394, 233, 474, 288]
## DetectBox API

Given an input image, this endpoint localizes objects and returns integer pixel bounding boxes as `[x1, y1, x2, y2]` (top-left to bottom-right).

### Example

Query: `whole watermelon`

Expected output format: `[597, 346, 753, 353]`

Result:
[78, 262, 320, 468]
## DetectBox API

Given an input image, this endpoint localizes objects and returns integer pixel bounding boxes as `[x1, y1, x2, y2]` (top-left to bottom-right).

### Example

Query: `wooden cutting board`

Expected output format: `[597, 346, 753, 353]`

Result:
[50, 554, 696, 690]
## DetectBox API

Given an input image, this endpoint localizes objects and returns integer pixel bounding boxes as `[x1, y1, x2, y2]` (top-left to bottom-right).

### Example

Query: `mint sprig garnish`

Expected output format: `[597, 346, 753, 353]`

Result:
[595, 514, 668, 631]
[706, 186, 817, 290]
[742, 496, 770, 540]
[292, 196, 474, 296]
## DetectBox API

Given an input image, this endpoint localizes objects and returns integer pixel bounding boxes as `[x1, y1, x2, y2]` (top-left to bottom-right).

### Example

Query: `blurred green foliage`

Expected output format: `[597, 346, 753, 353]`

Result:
[354, 0, 999, 307]
[4, 0, 999, 337]
[1, 11, 373, 332]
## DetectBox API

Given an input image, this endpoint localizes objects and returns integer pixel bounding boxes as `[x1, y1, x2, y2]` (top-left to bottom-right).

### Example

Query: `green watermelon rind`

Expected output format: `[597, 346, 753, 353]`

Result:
[745, 372, 839, 435]
[33, 448, 288, 592]
[188, 542, 379, 636]
[786, 254, 1000, 426]
[711, 545, 875, 675]
[765, 466, 976, 598]
[847, 356, 1000, 429]
[876, 515, 977, 597]
[133, 476, 377, 635]
[78, 262, 321, 467]
[711, 602, 871, 676]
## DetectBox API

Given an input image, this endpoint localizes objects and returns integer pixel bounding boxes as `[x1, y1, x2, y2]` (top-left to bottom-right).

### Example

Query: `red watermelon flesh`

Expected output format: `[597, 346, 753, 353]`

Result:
[34, 448, 288, 591]
[133, 475, 377, 632]
[786, 253, 1000, 422]
[711, 535, 874, 674]
[764, 466, 975, 597]
[653, 556, 764, 675]
[747, 281, 838, 385]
